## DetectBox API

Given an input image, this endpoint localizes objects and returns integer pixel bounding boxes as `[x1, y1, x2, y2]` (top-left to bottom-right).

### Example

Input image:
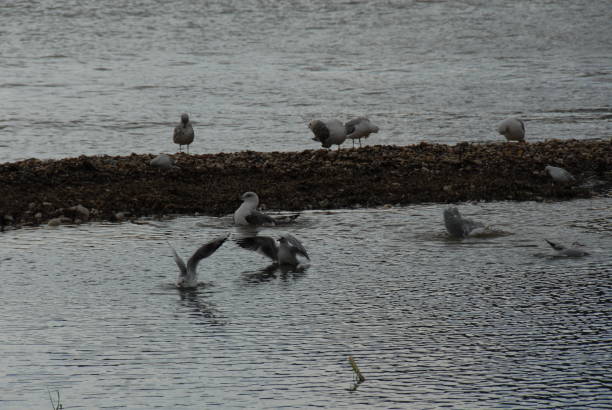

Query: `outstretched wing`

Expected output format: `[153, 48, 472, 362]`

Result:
[245, 210, 276, 226]
[272, 213, 300, 225]
[186, 234, 229, 274]
[167, 241, 187, 275]
[235, 236, 278, 261]
[282, 233, 310, 260]
[545, 239, 565, 251]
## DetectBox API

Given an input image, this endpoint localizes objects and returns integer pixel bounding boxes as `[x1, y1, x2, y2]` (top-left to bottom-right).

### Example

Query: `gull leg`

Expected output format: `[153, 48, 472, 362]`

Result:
[359, 138, 362, 147]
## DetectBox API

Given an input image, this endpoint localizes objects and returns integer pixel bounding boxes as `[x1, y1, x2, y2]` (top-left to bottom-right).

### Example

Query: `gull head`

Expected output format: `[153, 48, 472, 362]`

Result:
[180, 113, 190, 124]
[240, 191, 260, 204]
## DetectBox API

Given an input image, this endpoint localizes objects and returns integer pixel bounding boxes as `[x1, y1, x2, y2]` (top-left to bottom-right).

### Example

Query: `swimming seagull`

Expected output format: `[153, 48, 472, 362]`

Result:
[167, 234, 229, 289]
[233, 191, 299, 226]
[545, 165, 575, 183]
[150, 154, 179, 169]
[545, 239, 589, 257]
[173, 113, 195, 153]
[497, 117, 525, 142]
[345, 117, 379, 147]
[443, 207, 485, 238]
[308, 119, 347, 150]
[236, 233, 310, 266]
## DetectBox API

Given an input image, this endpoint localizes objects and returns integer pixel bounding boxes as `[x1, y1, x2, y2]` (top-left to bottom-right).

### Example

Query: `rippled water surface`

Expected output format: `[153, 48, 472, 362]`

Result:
[1, 200, 610, 408]
[1, 0, 611, 162]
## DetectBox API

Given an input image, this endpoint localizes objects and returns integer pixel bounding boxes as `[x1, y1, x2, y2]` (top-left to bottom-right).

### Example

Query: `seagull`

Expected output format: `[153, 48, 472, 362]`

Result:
[308, 119, 347, 150]
[345, 117, 379, 147]
[233, 191, 299, 226]
[236, 233, 310, 266]
[545, 165, 575, 183]
[150, 154, 179, 169]
[497, 117, 525, 142]
[545, 239, 589, 257]
[167, 234, 228, 289]
[443, 207, 485, 238]
[173, 113, 195, 153]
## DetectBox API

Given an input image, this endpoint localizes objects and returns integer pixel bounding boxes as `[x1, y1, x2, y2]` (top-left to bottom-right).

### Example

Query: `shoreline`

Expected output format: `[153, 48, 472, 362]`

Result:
[1, 140, 610, 230]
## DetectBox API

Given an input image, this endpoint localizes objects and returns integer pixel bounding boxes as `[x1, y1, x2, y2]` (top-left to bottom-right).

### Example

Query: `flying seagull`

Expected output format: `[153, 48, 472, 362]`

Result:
[443, 207, 485, 238]
[236, 233, 310, 266]
[545, 239, 589, 257]
[173, 113, 195, 153]
[233, 191, 299, 226]
[497, 117, 525, 142]
[167, 233, 228, 288]
[345, 117, 379, 147]
[545, 165, 575, 183]
[308, 119, 347, 150]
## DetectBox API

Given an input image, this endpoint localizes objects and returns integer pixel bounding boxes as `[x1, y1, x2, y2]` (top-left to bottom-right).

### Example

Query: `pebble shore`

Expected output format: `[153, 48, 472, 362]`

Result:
[1, 140, 610, 230]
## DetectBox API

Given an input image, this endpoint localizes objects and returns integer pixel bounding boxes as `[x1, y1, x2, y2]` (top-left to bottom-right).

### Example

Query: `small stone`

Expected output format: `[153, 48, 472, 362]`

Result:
[48, 218, 62, 227]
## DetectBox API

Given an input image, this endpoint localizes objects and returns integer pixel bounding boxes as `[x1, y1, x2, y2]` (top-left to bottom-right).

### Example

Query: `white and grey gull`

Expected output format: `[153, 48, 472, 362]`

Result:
[236, 233, 310, 266]
[443, 206, 486, 238]
[308, 119, 347, 150]
[233, 192, 299, 226]
[173, 113, 195, 153]
[345, 117, 379, 147]
[150, 154, 179, 169]
[545, 239, 589, 257]
[497, 117, 525, 142]
[167, 233, 229, 289]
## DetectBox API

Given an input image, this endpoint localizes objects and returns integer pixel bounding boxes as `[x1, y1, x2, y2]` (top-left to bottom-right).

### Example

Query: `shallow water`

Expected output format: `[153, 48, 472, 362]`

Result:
[1, 0, 611, 163]
[1, 199, 610, 408]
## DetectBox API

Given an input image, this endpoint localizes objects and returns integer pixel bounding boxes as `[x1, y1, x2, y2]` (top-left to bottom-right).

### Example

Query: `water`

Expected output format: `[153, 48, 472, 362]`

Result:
[1, 200, 610, 408]
[1, 1, 611, 408]
[1, 0, 611, 163]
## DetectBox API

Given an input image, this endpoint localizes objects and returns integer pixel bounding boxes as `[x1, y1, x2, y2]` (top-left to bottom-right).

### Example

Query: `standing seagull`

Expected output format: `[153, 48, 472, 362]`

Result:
[345, 117, 379, 147]
[497, 117, 525, 142]
[308, 119, 347, 150]
[167, 234, 228, 289]
[236, 233, 310, 266]
[443, 207, 485, 238]
[173, 113, 195, 153]
[545, 239, 589, 257]
[233, 192, 299, 226]
[545, 165, 575, 183]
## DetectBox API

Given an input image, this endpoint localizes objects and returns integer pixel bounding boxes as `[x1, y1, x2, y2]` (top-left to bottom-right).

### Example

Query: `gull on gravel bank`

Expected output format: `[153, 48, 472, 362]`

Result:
[345, 117, 379, 147]
[308, 119, 347, 150]
[233, 192, 299, 226]
[545, 239, 589, 257]
[173, 113, 195, 153]
[150, 154, 179, 169]
[497, 117, 525, 142]
[167, 233, 229, 289]
[236, 233, 310, 267]
[443, 207, 486, 238]
[545, 165, 575, 183]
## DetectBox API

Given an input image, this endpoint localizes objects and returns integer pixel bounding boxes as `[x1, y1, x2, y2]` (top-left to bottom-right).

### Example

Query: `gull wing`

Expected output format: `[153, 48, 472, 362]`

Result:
[235, 236, 279, 261]
[186, 234, 229, 274]
[282, 233, 310, 260]
[167, 241, 187, 276]
[245, 210, 276, 226]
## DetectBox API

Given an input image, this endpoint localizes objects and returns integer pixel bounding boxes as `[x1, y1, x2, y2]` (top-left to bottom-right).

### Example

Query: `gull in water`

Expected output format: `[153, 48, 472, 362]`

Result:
[345, 117, 379, 147]
[443, 207, 486, 238]
[167, 233, 229, 289]
[545, 165, 575, 183]
[233, 191, 299, 226]
[497, 117, 525, 142]
[545, 239, 589, 257]
[173, 113, 195, 153]
[150, 154, 179, 169]
[236, 233, 310, 267]
[308, 119, 347, 150]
